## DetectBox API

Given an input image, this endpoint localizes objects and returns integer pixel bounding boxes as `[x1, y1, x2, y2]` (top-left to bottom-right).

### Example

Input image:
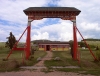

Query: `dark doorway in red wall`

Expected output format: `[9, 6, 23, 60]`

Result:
[46, 45, 50, 51]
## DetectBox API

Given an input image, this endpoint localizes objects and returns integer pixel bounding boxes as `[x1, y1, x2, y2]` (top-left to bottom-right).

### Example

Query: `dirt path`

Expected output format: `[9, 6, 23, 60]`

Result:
[20, 51, 53, 71]
[34, 51, 52, 67]
[0, 71, 94, 76]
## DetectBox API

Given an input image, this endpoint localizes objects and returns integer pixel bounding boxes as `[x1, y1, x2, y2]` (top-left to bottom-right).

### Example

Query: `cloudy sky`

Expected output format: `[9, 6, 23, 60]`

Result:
[0, 0, 100, 42]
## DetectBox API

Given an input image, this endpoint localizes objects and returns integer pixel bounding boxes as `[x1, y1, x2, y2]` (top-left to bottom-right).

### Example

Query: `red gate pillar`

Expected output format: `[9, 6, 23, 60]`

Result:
[72, 19, 78, 60]
[25, 17, 33, 60]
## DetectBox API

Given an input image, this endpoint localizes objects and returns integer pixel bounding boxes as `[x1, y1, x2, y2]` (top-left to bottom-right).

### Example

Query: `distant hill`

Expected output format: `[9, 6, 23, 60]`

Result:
[82, 38, 100, 41]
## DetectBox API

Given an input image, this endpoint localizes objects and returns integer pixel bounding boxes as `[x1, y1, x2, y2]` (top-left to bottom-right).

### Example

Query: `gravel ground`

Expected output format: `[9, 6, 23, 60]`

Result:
[0, 71, 94, 76]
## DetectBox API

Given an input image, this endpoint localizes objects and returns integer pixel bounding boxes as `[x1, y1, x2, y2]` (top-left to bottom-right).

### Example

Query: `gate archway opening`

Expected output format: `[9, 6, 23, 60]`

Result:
[6, 7, 98, 61]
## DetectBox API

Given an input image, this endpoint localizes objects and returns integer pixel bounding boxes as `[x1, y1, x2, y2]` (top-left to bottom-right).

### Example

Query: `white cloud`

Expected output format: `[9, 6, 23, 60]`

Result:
[0, 0, 50, 42]
[31, 19, 76, 41]
[57, 0, 100, 40]
[58, 32, 73, 41]
[12, 18, 99, 42]
[32, 31, 49, 40]
[0, 0, 100, 42]
[57, 0, 100, 23]
[15, 32, 27, 42]
[0, 28, 8, 42]
[0, 23, 27, 42]
[31, 18, 47, 27]
[0, 0, 50, 25]
[80, 22, 100, 31]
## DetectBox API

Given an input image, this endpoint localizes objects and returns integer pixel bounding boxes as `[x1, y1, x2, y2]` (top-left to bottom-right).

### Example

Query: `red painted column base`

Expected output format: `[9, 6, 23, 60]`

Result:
[73, 22, 78, 60]
[25, 25, 31, 60]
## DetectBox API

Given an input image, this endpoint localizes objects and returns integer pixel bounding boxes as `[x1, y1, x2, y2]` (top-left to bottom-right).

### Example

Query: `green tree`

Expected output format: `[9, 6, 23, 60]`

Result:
[5, 32, 17, 49]
[78, 41, 86, 47]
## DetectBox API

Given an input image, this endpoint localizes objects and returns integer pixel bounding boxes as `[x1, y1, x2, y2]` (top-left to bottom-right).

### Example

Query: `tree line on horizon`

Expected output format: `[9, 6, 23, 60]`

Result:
[81, 38, 100, 41]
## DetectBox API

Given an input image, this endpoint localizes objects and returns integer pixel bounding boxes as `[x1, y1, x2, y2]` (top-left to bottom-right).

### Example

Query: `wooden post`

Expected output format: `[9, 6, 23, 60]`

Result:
[72, 18, 78, 60]
[25, 17, 33, 60]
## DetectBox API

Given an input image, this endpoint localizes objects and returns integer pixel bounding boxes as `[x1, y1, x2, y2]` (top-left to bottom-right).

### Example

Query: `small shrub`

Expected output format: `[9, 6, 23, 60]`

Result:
[0, 60, 19, 71]
[96, 50, 100, 60]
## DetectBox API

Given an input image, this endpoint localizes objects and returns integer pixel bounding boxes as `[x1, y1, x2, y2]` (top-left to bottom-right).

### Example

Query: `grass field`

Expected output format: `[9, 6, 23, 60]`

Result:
[0, 51, 47, 71]
[0, 42, 100, 75]
[86, 41, 100, 47]
[44, 50, 100, 75]
[0, 42, 47, 71]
